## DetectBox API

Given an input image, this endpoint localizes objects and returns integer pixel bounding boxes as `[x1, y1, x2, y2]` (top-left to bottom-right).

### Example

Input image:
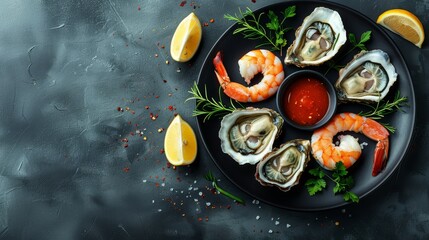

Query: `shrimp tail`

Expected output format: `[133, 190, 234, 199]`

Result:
[372, 138, 389, 176]
[361, 117, 389, 176]
[213, 51, 251, 102]
[213, 51, 230, 88]
[214, 70, 250, 102]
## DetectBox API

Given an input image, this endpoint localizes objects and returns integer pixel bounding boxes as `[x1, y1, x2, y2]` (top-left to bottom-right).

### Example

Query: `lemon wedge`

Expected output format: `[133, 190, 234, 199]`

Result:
[170, 12, 202, 62]
[164, 115, 198, 166]
[377, 9, 425, 48]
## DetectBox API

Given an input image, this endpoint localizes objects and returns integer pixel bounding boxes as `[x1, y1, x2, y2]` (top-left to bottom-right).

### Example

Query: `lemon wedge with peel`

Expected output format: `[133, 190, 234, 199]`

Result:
[164, 115, 198, 166]
[170, 12, 202, 62]
[377, 9, 425, 48]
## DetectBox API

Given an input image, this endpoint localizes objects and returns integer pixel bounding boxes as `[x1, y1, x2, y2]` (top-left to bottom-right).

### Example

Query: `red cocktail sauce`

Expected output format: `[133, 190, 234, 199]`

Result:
[283, 77, 330, 126]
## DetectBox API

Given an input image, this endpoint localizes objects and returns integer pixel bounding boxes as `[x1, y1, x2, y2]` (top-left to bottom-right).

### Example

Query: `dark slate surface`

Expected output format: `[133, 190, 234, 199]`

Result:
[0, 0, 428, 239]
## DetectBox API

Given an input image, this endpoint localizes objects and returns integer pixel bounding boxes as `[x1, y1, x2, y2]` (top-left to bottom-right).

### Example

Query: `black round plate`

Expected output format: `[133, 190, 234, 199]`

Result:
[196, 1, 415, 211]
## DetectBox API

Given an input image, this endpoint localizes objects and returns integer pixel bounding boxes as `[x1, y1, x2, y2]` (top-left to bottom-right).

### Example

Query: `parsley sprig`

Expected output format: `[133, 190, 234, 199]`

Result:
[305, 162, 359, 203]
[224, 6, 296, 55]
[359, 91, 408, 133]
[205, 171, 245, 205]
[186, 82, 240, 122]
[348, 31, 372, 52]
[325, 31, 372, 74]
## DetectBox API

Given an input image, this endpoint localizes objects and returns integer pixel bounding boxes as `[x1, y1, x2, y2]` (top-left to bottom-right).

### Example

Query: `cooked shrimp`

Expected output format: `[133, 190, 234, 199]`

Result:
[311, 112, 389, 176]
[213, 50, 284, 102]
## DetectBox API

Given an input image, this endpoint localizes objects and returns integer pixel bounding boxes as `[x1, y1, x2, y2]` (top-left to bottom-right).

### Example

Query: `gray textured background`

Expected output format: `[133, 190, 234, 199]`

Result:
[0, 0, 428, 239]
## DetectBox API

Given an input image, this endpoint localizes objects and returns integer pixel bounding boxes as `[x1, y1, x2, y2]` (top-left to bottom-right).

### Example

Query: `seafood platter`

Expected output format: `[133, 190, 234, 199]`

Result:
[196, 1, 415, 210]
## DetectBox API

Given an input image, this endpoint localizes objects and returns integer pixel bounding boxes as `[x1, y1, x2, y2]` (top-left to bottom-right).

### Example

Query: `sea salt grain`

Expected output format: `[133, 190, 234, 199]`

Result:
[256, 216, 260, 220]
[360, 142, 368, 149]
[275, 221, 280, 225]
[287, 224, 291, 228]
[268, 230, 273, 234]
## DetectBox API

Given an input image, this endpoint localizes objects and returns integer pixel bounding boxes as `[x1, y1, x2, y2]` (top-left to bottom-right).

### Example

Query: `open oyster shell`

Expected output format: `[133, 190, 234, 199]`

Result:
[219, 108, 284, 165]
[335, 49, 398, 103]
[284, 7, 347, 67]
[255, 139, 311, 192]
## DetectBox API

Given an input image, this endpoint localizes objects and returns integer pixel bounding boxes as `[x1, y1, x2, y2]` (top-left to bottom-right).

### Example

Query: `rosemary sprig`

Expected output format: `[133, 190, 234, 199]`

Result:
[186, 82, 239, 122]
[379, 123, 396, 134]
[224, 6, 296, 54]
[359, 91, 408, 133]
[205, 171, 245, 205]
[359, 91, 408, 119]
[224, 8, 273, 48]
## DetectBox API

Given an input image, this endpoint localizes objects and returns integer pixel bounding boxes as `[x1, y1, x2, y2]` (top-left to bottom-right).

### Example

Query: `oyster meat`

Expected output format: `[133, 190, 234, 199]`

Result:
[219, 108, 284, 165]
[255, 139, 311, 191]
[285, 7, 347, 67]
[335, 49, 398, 103]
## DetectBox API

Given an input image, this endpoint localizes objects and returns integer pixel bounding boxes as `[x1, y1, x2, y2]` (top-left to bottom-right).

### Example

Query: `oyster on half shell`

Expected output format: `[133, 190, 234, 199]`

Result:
[219, 108, 284, 165]
[335, 49, 398, 103]
[255, 139, 311, 191]
[284, 7, 347, 67]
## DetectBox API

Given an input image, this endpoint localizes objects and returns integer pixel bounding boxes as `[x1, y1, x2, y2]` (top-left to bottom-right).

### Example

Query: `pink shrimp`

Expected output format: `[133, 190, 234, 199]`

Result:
[311, 112, 389, 176]
[213, 50, 284, 102]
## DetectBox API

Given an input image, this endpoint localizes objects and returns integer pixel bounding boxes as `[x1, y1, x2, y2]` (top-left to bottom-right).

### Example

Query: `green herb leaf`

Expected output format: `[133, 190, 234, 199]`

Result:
[332, 162, 348, 179]
[266, 10, 280, 31]
[348, 33, 357, 45]
[356, 43, 367, 51]
[349, 31, 372, 51]
[283, 5, 296, 19]
[360, 30, 372, 43]
[305, 178, 327, 196]
[343, 191, 359, 203]
[333, 182, 345, 194]
[308, 167, 325, 178]
[344, 176, 355, 189]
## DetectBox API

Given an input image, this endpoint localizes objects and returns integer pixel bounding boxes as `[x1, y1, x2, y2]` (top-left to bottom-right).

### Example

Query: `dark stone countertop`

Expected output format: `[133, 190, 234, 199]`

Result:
[1, 0, 428, 239]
